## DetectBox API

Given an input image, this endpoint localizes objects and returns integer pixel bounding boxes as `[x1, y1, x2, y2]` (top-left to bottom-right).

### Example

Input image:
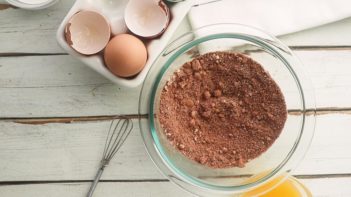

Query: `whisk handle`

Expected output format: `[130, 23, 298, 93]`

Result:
[87, 166, 105, 197]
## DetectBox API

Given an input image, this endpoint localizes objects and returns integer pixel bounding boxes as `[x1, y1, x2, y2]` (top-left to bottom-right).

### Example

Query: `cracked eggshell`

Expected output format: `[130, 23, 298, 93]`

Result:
[65, 11, 111, 55]
[125, 0, 170, 38]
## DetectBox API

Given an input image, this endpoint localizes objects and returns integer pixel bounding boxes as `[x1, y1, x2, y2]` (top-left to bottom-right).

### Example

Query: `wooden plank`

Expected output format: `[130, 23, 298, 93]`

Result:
[280, 17, 351, 47]
[0, 114, 350, 181]
[0, 182, 194, 197]
[0, 119, 162, 181]
[295, 114, 351, 175]
[0, 84, 140, 117]
[0, 177, 350, 197]
[0, 55, 109, 87]
[0, 0, 74, 53]
[0, 56, 139, 117]
[294, 50, 351, 109]
[0, 1, 351, 54]
[301, 177, 351, 197]
[1, 50, 351, 117]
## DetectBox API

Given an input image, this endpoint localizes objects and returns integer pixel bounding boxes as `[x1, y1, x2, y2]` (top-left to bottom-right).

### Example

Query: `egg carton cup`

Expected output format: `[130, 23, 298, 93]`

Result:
[57, 0, 193, 88]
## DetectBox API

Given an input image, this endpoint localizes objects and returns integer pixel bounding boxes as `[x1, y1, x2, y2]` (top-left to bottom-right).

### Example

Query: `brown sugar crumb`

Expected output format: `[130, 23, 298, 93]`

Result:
[158, 51, 287, 168]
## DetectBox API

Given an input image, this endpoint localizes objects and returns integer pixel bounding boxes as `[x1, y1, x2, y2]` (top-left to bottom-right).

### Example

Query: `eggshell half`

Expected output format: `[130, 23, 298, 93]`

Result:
[65, 11, 111, 55]
[125, 0, 170, 38]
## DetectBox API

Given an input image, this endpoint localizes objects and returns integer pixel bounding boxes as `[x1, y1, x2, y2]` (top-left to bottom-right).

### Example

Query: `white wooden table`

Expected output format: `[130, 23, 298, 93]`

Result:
[1, 1, 351, 196]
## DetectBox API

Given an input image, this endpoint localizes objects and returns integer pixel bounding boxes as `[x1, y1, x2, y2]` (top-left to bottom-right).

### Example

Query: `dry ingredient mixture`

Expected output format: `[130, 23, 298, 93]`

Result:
[158, 52, 287, 168]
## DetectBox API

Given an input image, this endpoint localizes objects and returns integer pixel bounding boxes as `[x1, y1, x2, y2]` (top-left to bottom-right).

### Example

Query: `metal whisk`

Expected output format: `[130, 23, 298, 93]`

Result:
[87, 118, 133, 197]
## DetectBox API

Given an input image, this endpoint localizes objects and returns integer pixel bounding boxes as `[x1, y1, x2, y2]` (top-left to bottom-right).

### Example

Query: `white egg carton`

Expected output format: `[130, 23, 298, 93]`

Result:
[56, 0, 193, 88]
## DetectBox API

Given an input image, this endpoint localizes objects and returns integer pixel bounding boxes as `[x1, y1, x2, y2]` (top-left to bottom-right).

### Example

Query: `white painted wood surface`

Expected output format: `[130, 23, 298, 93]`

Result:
[1, 50, 351, 117]
[1, 1, 351, 53]
[0, 0, 73, 53]
[0, 114, 350, 182]
[1, 0, 351, 196]
[1, 177, 351, 197]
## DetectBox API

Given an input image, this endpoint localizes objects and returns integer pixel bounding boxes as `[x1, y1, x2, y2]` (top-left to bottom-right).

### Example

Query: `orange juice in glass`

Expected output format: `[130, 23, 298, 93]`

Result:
[241, 173, 312, 197]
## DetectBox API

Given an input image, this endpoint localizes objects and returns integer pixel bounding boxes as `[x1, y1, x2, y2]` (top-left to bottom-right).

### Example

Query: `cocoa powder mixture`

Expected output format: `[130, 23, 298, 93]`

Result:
[158, 52, 287, 168]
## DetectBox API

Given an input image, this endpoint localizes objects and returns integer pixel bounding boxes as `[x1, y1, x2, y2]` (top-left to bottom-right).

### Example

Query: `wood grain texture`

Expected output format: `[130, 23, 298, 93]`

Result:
[301, 177, 351, 197]
[0, 55, 109, 87]
[0, 0, 73, 53]
[0, 119, 162, 181]
[0, 84, 140, 117]
[0, 114, 350, 181]
[1, 50, 351, 117]
[0, 177, 351, 197]
[1, 1, 351, 196]
[0, 4, 15, 10]
[280, 17, 351, 47]
[0, 182, 194, 197]
[0, 0, 351, 53]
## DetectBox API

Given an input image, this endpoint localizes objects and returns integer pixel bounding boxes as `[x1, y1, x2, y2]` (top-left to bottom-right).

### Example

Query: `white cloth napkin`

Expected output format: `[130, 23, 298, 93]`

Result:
[189, 0, 351, 36]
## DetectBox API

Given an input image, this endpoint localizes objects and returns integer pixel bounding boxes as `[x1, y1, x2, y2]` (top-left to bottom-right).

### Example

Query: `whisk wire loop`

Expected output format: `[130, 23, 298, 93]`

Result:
[87, 118, 133, 197]
[104, 119, 133, 162]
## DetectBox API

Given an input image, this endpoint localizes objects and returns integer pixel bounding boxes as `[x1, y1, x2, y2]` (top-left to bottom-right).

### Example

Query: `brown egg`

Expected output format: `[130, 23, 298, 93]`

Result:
[104, 34, 147, 78]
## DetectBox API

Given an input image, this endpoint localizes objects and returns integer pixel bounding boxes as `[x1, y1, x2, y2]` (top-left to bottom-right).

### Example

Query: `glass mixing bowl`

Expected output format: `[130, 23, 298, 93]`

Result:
[139, 24, 315, 196]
